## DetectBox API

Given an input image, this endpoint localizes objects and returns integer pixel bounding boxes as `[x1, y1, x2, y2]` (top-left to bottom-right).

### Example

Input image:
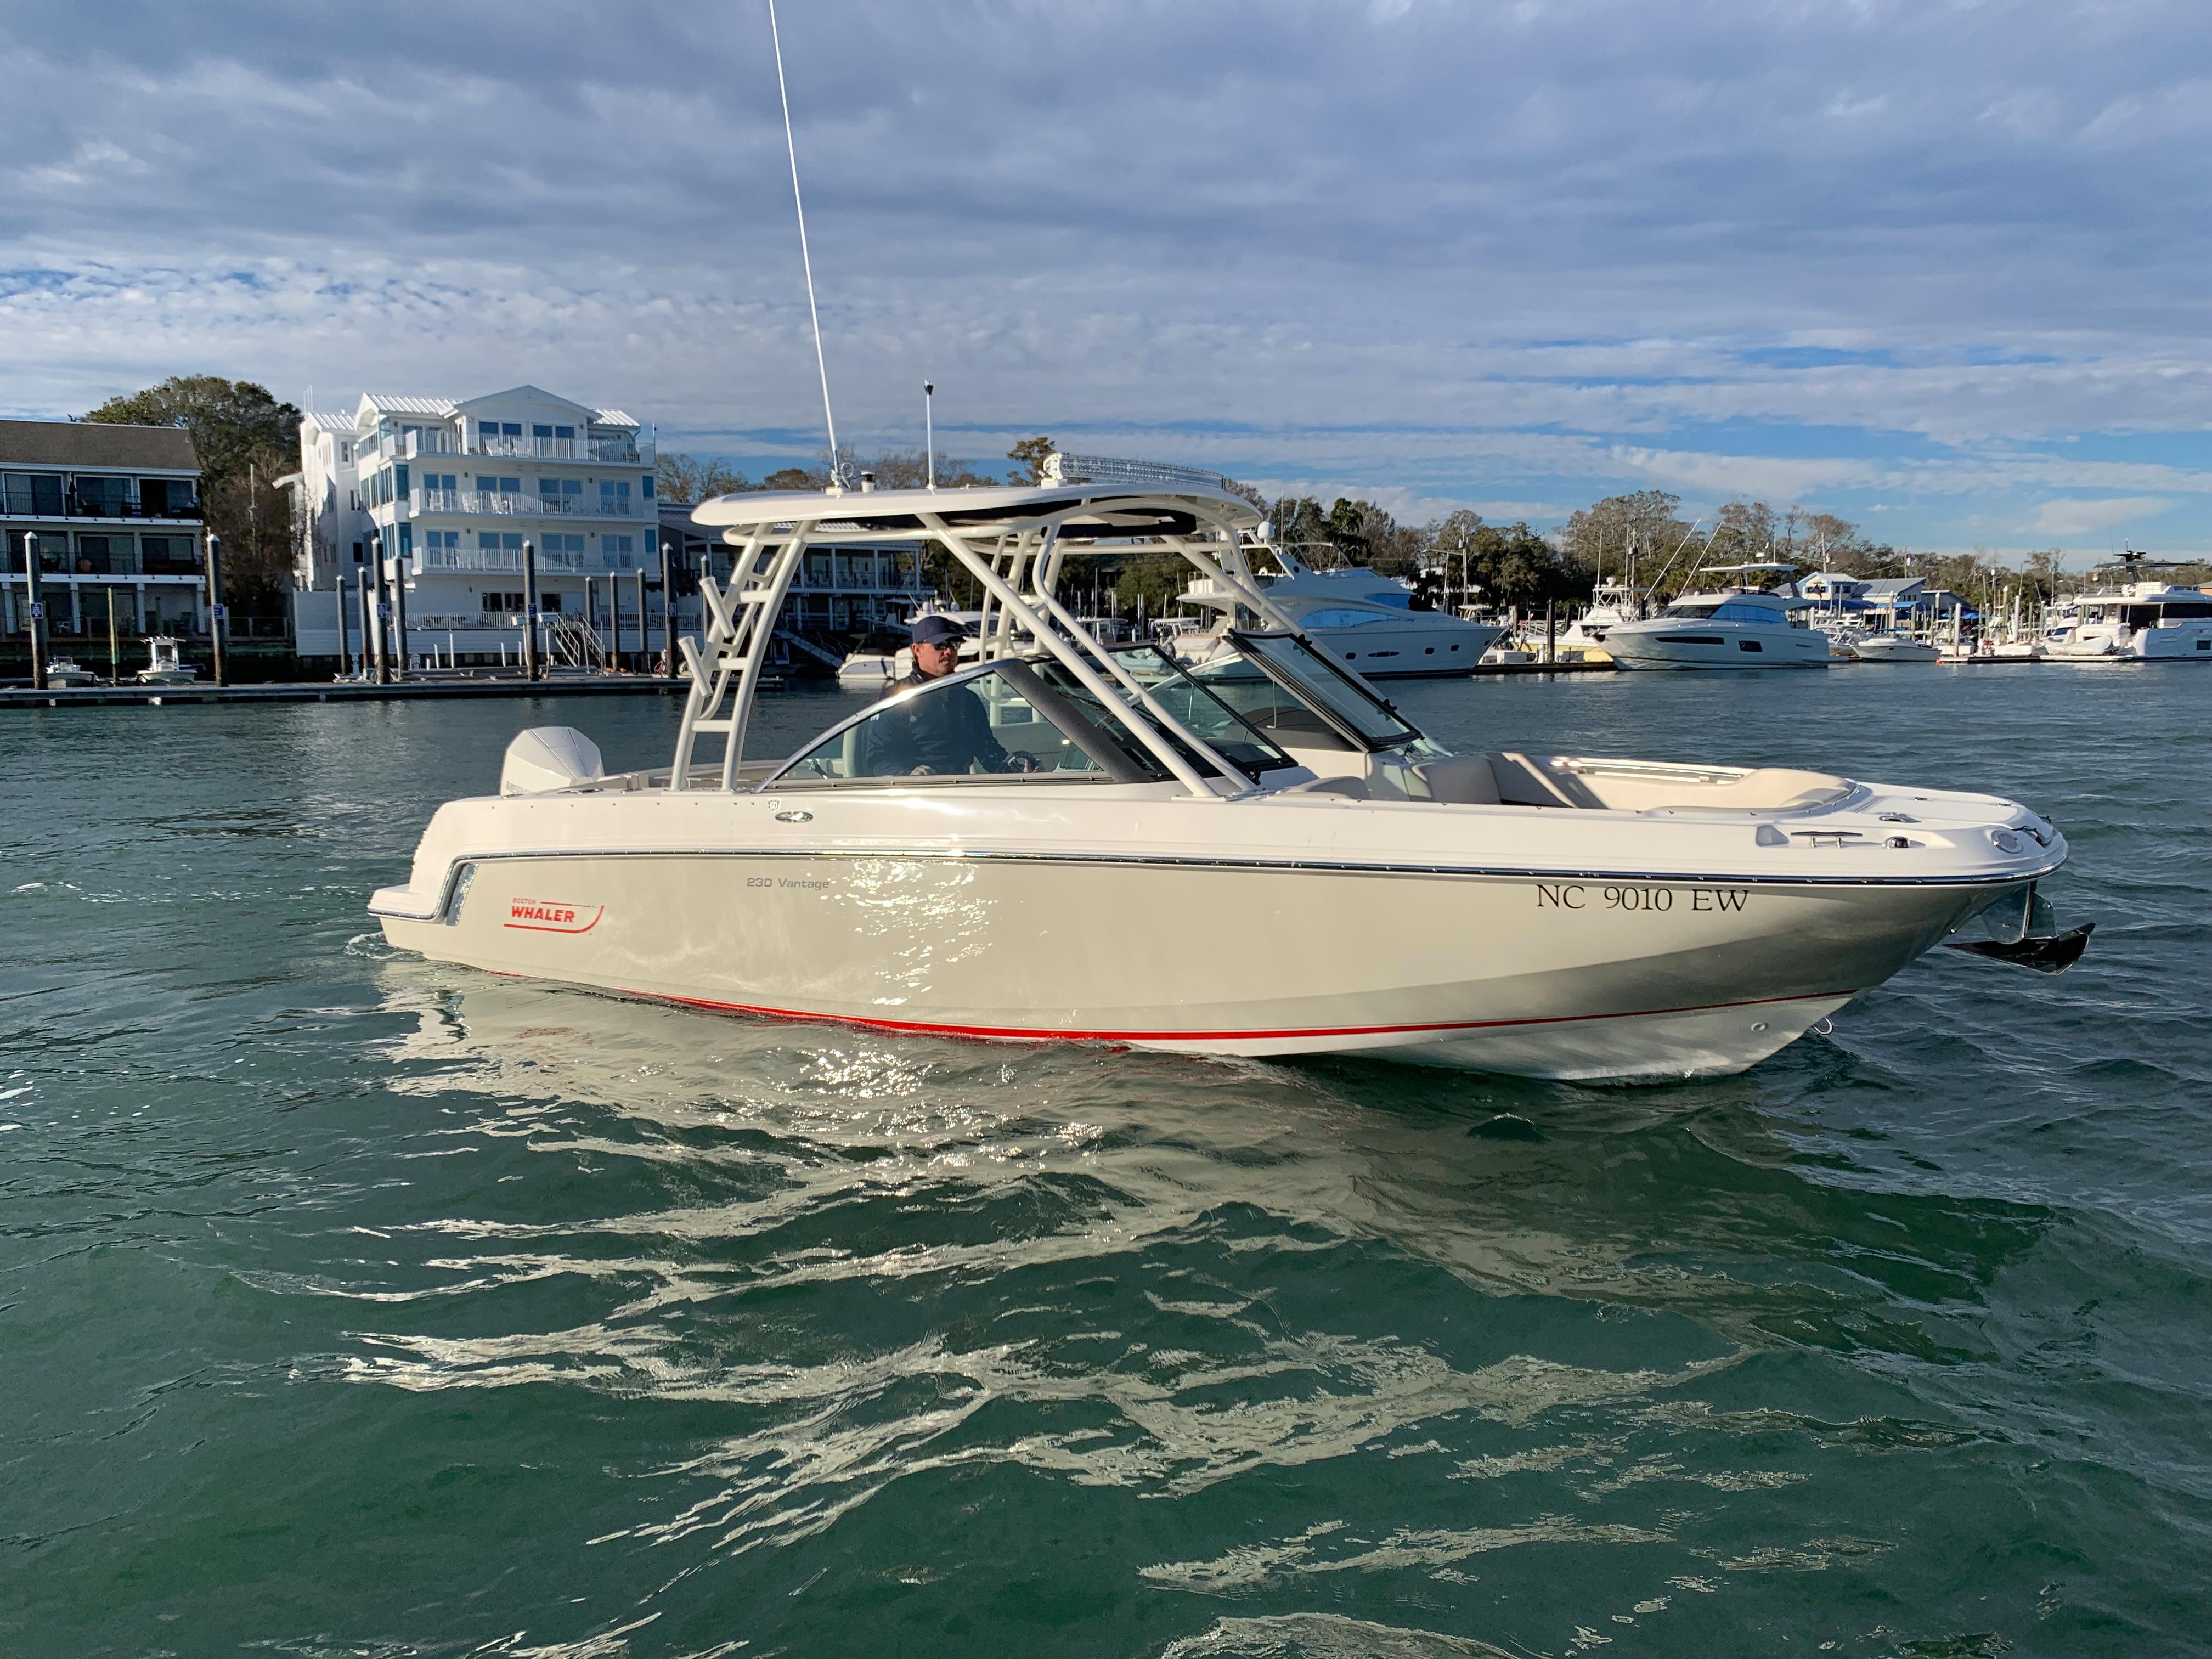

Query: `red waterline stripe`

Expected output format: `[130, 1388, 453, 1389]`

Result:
[610, 985, 1856, 1046]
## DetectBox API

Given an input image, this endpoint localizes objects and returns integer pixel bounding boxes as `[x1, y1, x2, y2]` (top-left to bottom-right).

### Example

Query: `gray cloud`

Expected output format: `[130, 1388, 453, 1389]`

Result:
[3, 0, 2209, 555]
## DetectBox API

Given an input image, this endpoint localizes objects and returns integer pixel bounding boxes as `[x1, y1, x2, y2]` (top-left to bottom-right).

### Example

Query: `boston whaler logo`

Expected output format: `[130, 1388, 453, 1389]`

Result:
[503, 897, 605, 934]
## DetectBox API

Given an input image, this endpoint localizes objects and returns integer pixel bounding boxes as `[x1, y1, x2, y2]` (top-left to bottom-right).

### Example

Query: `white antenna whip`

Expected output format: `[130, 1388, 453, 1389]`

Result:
[768, 0, 840, 489]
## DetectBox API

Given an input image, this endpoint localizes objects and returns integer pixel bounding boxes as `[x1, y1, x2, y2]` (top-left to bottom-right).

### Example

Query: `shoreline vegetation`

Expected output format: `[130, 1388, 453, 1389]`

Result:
[657, 441, 2209, 621]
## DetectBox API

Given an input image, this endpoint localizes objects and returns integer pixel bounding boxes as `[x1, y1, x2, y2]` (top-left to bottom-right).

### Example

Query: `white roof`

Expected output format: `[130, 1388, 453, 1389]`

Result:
[360, 393, 458, 416]
[592, 409, 637, 428]
[304, 410, 355, 433]
[690, 482, 1262, 540]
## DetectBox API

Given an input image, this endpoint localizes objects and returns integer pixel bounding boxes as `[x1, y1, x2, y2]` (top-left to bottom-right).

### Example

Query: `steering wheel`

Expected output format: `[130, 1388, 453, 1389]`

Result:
[1006, 751, 1040, 774]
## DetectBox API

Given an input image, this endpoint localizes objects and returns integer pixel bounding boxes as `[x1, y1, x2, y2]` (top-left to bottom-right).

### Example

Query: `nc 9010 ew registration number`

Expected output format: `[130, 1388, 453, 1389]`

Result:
[1536, 883, 1749, 913]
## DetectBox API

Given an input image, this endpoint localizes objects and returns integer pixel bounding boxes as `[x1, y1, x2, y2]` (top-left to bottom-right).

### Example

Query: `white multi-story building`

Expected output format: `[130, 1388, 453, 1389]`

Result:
[290, 385, 658, 665]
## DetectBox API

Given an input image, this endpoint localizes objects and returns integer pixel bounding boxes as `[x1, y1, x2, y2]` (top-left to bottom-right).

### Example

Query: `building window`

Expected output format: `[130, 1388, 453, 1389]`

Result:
[72, 476, 130, 516]
[142, 534, 197, 575]
[641, 475, 654, 500]
[3, 473, 65, 516]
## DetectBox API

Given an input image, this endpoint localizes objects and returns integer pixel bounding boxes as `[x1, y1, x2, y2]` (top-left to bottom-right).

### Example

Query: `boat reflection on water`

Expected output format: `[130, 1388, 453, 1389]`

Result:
[342, 957, 2076, 1649]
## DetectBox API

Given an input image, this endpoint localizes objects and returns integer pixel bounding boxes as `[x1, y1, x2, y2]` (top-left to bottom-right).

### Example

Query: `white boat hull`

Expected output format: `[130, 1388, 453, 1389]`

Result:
[1850, 637, 1942, 663]
[374, 780, 2056, 1082]
[1605, 621, 1831, 671]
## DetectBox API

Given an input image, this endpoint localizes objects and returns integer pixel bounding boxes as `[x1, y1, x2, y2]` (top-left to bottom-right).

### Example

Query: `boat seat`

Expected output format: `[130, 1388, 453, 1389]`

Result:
[1283, 775, 1372, 799]
[1488, 752, 1607, 808]
[1410, 755, 1502, 804]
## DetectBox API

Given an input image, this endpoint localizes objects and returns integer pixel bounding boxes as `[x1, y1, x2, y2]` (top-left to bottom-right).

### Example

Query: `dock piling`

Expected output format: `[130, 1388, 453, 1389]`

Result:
[204, 532, 228, 688]
[521, 540, 542, 682]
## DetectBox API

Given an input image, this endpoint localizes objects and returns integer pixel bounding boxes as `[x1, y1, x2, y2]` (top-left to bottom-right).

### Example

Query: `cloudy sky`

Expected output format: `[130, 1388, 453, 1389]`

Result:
[4, 0, 2209, 561]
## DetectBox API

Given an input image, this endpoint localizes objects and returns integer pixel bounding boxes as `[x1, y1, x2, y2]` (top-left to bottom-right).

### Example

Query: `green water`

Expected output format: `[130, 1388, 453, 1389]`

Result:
[4, 666, 2207, 1657]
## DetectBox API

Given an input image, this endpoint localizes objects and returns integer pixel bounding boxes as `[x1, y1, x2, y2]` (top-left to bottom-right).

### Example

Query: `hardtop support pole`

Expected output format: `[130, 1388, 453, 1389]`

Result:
[635, 567, 647, 673]
[917, 510, 1224, 799]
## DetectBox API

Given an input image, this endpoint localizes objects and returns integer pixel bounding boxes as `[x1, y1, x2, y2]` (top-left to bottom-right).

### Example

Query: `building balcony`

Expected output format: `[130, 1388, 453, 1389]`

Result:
[408, 489, 649, 521]
[0, 501, 202, 523]
[397, 431, 653, 466]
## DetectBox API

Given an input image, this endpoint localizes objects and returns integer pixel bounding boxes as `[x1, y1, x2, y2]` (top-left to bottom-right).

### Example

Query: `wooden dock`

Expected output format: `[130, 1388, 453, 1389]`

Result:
[0, 674, 697, 710]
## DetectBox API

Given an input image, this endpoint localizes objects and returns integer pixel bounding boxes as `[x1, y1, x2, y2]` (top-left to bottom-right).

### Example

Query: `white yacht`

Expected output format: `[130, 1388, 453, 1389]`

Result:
[1173, 548, 1500, 678]
[2041, 582, 2212, 662]
[370, 477, 2084, 1084]
[1850, 633, 1942, 663]
[1602, 566, 1831, 670]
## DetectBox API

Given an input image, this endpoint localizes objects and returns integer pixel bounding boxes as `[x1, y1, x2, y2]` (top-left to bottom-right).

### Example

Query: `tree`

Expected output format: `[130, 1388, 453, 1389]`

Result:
[1559, 490, 1694, 583]
[763, 466, 821, 490]
[1006, 435, 1056, 484]
[656, 453, 754, 503]
[82, 375, 302, 612]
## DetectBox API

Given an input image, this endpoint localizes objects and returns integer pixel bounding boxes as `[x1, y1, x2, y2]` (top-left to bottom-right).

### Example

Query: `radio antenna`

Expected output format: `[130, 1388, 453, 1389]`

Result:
[767, 0, 841, 491]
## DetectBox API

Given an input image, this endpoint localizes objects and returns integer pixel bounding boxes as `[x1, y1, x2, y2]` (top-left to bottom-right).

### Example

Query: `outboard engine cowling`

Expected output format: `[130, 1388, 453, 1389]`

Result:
[500, 726, 604, 795]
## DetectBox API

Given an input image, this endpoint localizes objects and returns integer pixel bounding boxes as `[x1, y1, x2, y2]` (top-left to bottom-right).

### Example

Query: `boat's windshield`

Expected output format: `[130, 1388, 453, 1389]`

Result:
[771, 661, 1166, 786]
[1662, 600, 1722, 620]
[1097, 645, 1310, 772]
[768, 653, 1297, 788]
[1205, 630, 1424, 751]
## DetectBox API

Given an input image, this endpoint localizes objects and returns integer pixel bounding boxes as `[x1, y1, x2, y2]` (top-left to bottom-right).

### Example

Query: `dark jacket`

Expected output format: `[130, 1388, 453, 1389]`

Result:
[864, 670, 1009, 776]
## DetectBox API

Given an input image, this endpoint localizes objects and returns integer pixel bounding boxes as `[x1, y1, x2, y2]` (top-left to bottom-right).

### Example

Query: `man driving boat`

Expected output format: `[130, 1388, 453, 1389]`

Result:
[865, 614, 1028, 776]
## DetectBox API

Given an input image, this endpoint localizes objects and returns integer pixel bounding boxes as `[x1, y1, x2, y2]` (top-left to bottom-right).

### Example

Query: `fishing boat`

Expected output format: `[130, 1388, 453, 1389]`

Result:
[43, 657, 100, 687]
[1602, 564, 1831, 671]
[370, 476, 2084, 1083]
[134, 637, 199, 685]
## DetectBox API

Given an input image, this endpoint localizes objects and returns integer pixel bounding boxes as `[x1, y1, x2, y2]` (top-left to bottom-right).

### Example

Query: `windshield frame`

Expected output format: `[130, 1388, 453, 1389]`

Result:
[761, 658, 1188, 789]
[1217, 629, 1426, 752]
[1096, 641, 1304, 782]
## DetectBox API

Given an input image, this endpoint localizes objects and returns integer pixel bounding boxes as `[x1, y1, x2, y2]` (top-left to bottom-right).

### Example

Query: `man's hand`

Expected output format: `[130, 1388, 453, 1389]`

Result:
[908, 765, 936, 776]
[1006, 751, 1040, 774]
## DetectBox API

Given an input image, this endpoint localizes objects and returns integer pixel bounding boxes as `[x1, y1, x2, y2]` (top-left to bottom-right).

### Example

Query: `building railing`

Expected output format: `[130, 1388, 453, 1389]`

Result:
[409, 489, 648, 520]
[397, 431, 653, 465]
[0, 500, 202, 521]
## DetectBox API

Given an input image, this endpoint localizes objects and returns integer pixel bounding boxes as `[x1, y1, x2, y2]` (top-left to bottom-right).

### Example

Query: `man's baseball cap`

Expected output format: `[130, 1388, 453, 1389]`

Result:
[910, 614, 970, 646]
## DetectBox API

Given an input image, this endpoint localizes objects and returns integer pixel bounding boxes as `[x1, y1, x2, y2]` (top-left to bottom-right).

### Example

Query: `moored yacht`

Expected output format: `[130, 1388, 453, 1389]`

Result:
[1602, 565, 1831, 670]
[1172, 546, 1502, 678]
[2041, 581, 2212, 662]
[371, 475, 2084, 1084]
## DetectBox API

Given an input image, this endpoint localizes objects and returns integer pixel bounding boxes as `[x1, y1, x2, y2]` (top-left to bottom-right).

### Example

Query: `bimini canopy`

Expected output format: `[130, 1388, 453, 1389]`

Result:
[690, 482, 1264, 544]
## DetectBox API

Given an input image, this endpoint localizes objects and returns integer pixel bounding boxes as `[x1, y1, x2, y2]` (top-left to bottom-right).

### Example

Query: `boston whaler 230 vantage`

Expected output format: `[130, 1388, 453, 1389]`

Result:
[371, 471, 2085, 1081]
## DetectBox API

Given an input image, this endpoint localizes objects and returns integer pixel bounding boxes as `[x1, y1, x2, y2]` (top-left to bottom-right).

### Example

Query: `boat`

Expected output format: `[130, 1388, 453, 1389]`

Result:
[43, 657, 100, 687]
[1553, 578, 1649, 663]
[1601, 564, 1832, 671]
[369, 477, 2084, 1083]
[1171, 546, 1502, 678]
[836, 606, 984, 689]
[134, 637, 199, 685]
[2041, 580, 2212, 662]
[1849, 633, 1942, 663]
